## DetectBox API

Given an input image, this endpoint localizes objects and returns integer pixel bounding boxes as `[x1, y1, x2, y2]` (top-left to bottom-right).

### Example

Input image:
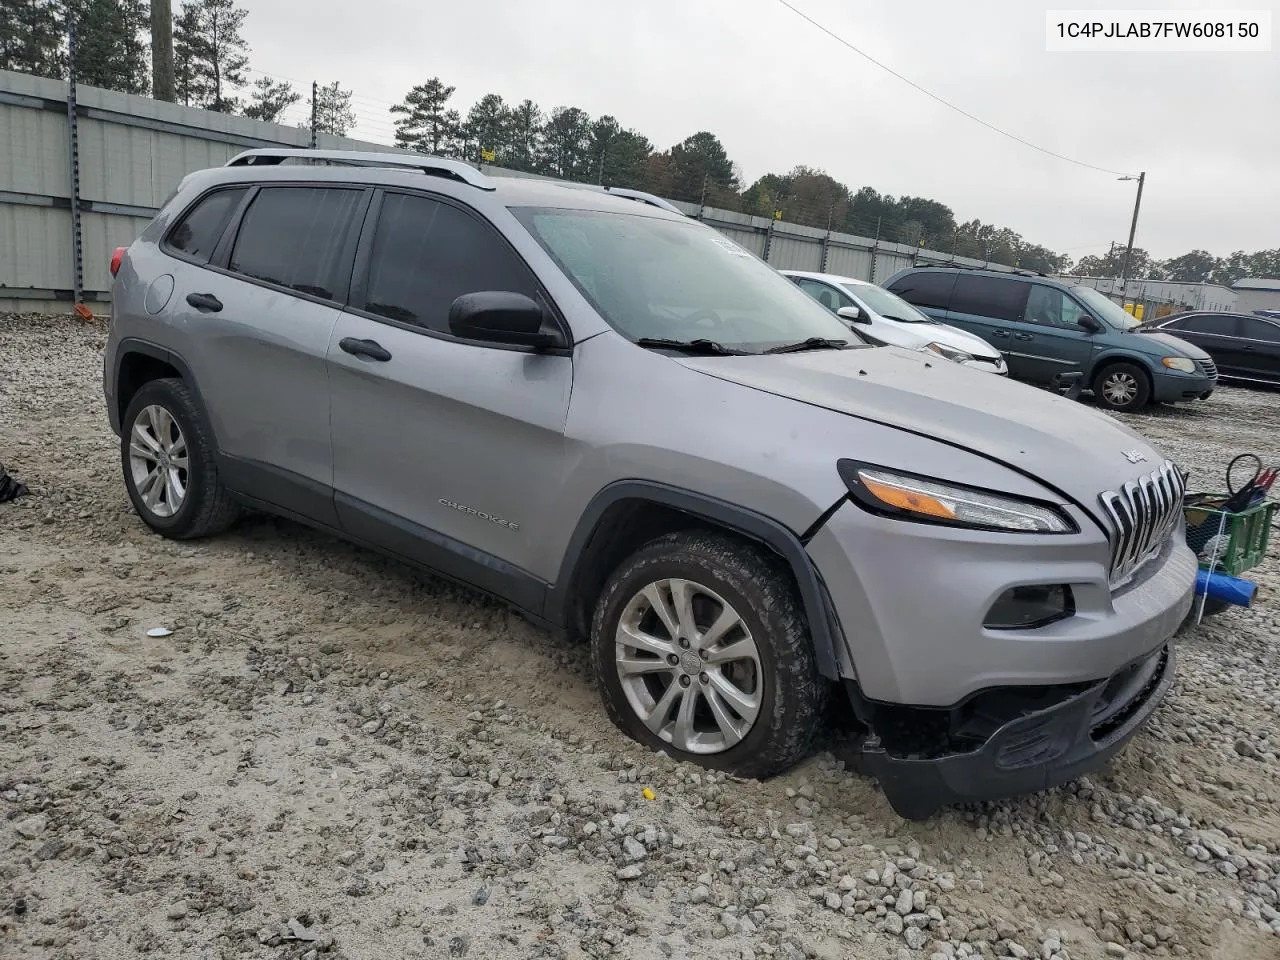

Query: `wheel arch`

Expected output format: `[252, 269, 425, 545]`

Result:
[545, 481, 846, 680]
[114, 339, 217, 445]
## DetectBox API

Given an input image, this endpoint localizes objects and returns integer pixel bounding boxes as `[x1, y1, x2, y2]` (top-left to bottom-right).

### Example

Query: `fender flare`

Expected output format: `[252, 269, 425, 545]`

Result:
[545, 480, 848, 680]
[113, 338, 217, 442]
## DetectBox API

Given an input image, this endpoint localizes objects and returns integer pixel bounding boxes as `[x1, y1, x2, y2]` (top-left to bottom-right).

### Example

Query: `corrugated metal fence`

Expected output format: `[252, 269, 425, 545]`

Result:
[1, 68, 1016, 313]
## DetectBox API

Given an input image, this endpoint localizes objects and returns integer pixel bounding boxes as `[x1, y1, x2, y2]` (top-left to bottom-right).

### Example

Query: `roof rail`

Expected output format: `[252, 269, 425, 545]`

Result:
[914, 260, 1047, 278]
[224, 148, 495, 191]
[602, 186, 687, 215]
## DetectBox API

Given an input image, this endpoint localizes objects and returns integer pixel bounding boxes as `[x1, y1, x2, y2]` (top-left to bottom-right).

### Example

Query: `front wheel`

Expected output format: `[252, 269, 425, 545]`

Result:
[1093, 362, 1151, 413]
[590, 531, 826, 779]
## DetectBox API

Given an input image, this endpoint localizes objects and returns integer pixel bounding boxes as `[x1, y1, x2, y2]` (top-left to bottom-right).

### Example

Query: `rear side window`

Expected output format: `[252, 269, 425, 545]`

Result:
[1239, 317, 1280, 342]
[360, 192, 540, 333]
[166, 187, 247, 263]
[950, 275, 1030, 322]
[886, 271, 955, 311]
[1175, 314, 1241, 336]
[228, 186, 364, 301]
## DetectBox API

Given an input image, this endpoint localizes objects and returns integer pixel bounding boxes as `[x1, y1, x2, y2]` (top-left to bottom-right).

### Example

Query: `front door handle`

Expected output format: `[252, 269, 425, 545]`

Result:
[186, 292, 223, 312]
[992, 329, 1010, 338]
[339, 337, 392, 362]
[1013, 332, 1033, 341]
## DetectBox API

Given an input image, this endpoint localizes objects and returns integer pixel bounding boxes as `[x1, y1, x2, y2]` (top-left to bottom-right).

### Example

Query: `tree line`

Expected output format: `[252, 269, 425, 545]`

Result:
[0, 0, 355, 134]
[2, 0, 1276, 281]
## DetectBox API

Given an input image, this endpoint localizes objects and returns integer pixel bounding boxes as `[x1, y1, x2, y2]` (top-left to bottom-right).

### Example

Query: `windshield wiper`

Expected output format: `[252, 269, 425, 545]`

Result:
[635, 337, 748, 356]
[762, 337, 853, 355]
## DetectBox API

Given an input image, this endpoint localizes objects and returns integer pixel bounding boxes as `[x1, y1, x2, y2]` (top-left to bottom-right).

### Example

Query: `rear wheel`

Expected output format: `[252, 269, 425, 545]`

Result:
[121, 378, 239, 539]
[1093, 362, 1151, 413]
[591, 531, 826, 779]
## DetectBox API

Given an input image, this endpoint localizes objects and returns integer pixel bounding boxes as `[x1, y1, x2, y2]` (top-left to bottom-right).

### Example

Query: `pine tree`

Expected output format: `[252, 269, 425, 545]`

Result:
[539, 106, 592, 180]
[172, 0, 249, 112]
[464, 93, 509, 163]
[311, 80, 355, 137]
[0, 0, 66, 79]
[391, 78, 457, 155]
[505, 99, 542, 173]
[244, 75, 298, 123]
[71, 0, 150, 95]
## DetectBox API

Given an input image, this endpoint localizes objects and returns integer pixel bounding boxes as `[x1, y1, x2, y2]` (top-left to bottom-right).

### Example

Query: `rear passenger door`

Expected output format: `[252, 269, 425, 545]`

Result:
[170, 183, 368, 526]
[326, 190, 572, 605]
[1236, 317, 1280, 381]
[944, 275, 1030, 375]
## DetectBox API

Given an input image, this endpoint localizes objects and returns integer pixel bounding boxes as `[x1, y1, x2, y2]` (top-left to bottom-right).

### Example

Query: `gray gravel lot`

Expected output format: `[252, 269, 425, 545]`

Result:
[2, 313, 1279, 960]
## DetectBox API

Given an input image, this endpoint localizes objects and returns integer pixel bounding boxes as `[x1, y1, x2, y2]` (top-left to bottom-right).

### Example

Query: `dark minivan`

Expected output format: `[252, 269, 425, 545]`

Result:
[884, 267, 1217, 412]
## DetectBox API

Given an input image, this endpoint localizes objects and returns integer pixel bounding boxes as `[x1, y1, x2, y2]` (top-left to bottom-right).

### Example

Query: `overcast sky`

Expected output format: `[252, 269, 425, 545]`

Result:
[241, 0, 1278, 261]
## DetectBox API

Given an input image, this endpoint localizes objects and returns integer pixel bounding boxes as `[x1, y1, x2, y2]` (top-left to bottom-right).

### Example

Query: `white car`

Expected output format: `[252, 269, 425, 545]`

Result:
[781, 270, 1007, 375]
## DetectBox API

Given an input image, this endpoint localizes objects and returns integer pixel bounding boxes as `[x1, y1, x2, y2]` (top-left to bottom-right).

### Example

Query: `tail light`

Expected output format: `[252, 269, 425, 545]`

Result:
[110, 246, 126, 277]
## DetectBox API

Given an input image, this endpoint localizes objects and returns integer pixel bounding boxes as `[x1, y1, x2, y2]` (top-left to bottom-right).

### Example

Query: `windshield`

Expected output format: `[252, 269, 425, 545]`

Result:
[841, 282, 934, 323]
[1072, 286, 1141, 331]
[511, 208, 865, 352]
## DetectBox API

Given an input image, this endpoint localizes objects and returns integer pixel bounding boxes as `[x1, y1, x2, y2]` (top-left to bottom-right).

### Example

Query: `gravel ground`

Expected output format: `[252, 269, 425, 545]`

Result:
[2, 312, 1280, 960]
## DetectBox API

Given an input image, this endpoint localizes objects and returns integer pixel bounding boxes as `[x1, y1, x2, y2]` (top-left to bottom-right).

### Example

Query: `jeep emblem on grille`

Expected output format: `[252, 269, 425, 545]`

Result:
[1121, 449, 1147, 464]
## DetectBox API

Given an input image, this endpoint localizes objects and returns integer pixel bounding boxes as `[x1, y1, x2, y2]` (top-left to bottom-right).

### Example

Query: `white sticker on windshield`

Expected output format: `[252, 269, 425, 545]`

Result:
[710, 235, 753, 258]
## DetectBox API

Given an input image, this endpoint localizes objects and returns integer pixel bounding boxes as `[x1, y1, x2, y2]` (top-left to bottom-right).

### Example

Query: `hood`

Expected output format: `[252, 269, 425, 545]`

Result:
[861, 316, 999, 360]
[677, 346, 1171, 515]
[1132, 329, 1212, 361]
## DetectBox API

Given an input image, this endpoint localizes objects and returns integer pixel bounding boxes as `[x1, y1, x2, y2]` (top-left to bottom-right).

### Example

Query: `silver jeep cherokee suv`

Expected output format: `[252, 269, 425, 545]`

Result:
[103, 148, 1195, 819]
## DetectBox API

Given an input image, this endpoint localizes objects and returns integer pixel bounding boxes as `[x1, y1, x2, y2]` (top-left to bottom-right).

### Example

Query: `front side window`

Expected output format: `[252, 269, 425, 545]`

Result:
[1025, 285, 1091, 329]
[361, 193, 541, 332]
[166, 187, 247, 263]
[842, 283, 934, 323]
[1176, 314, 1241, 336]
[228, 187, 364, 300]
[795, 278, 853, 312]
[511, 208, 861, 352]
[1071, 287, 1141, 331]
[950, 275, 1030, 323]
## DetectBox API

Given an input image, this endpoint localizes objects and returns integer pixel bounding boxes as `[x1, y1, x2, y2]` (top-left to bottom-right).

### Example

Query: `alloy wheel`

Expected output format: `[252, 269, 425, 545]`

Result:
[128, 404, 189, 518]
[1102, 371, 1138, 406]
[614, 577, 763, 754]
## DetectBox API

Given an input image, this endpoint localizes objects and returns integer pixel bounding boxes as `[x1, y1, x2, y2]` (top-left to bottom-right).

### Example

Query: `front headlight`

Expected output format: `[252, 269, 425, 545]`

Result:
[1161, 356, 1196, 373]
[838, 462, 1076, 533]
[919, 342, 974, 364]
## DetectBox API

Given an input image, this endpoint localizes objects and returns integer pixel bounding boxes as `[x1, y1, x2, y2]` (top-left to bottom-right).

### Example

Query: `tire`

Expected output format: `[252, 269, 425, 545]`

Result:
[1092, 361, 1151, 413]
[590, 530, 827, 779]
[120, 377, 239, 539]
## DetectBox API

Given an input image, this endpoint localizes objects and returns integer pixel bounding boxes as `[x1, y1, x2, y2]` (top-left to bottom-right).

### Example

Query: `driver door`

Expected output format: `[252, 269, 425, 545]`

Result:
[327, 190, 573, 600]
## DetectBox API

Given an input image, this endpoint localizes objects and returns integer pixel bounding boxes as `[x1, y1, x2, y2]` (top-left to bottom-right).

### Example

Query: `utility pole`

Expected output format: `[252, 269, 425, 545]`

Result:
[151, 0, 175, 102]
[1118, 171, 1145, 292]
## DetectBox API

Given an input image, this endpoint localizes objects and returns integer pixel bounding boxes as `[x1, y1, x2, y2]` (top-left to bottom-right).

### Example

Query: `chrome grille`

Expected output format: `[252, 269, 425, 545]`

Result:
[1098, 459, 1186, 589]
[1199, 358, 1218, 379]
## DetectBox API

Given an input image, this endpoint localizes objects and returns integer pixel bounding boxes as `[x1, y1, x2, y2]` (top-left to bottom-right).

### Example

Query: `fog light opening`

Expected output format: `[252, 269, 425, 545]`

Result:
[984, 584, 1074, 630]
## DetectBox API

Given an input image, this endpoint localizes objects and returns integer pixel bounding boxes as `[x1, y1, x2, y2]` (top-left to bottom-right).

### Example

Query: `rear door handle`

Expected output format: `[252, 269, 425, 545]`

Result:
[1013, 332, 1033, 341]
[185, 292, 223, 312]
[339, 337, 392, 362]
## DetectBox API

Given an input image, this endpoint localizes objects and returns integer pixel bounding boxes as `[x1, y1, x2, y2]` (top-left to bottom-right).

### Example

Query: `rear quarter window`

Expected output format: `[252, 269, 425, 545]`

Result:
[886, 271, 956, 311]
[164, 187, 248, 263]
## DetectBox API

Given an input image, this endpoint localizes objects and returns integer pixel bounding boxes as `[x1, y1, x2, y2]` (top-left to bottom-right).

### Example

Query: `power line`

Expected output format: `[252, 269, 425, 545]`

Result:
[772, 0, 1135, 178]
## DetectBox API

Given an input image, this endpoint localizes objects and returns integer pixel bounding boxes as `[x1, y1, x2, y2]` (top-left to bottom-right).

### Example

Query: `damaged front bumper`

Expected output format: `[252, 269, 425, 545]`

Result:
[852, 642, 1175, 820]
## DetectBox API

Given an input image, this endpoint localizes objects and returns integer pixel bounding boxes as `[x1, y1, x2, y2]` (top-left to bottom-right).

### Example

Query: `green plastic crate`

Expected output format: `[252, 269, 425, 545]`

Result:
[1183, 495, 1278, 576]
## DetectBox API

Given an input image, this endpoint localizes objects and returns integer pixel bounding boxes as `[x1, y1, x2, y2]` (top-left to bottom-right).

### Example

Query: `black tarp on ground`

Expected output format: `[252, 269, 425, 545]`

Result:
[0, 462, 29, 502]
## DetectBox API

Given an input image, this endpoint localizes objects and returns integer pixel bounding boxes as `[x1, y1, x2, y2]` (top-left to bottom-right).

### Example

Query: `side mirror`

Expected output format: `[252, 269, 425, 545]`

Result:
[837, 306, 868, 324]
[1078, 315, 1103, 333]
[449, 291, 562, 348]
